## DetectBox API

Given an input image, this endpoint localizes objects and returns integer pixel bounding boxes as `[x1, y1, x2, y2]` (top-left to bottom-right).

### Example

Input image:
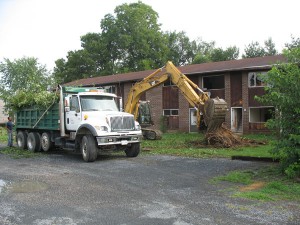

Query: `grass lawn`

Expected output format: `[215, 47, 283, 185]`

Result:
[0, 127, 8, 143]
[212, 166, 300, 202]
[141, 132, 275, 159]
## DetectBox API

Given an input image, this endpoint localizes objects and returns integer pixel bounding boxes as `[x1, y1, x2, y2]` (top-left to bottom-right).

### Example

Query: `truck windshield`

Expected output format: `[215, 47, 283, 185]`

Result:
[80, 96, 119, 112]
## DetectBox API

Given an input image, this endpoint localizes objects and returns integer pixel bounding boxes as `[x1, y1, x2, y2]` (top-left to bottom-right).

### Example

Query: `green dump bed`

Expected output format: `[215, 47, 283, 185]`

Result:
[16, 103, 60, 130]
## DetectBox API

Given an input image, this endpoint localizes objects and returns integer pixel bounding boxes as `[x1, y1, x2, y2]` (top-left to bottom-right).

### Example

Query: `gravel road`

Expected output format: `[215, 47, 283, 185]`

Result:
[0, 148, 299, 225]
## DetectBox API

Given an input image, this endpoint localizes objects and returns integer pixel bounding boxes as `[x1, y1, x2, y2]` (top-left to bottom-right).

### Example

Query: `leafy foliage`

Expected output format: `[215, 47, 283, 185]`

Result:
[165, 31, 194, 66]
[285, 35, 300, 50]
[256, 48, 300, 178]
[242, 38, 277, 58]
[192, 40, 239, 64]
[0, 57, 56, 112]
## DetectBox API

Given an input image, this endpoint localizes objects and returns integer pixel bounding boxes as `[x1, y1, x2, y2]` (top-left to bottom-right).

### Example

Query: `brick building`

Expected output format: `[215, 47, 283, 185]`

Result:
[67, 55, 285, 134]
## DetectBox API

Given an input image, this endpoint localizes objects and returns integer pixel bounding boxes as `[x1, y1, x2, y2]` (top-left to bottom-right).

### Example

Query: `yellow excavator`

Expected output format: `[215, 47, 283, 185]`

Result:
[125, 61, 228, 140]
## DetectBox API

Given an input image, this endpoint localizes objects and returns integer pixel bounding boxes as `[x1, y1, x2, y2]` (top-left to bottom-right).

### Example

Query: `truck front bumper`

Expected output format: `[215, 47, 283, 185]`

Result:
[96, 134, 142, 146]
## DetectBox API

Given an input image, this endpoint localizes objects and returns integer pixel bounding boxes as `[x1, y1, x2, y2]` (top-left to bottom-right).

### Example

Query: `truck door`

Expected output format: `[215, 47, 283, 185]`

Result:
[65, 95, 82, 131]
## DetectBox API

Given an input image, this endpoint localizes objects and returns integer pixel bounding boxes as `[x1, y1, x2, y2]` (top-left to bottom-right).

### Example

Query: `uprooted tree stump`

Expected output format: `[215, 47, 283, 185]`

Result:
[205, 124, 242, 148]
[204, 123, 266, 148]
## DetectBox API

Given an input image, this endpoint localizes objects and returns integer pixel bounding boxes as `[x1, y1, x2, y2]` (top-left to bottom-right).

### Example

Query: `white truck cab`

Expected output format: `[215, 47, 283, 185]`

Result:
[60, 87, 142, 161]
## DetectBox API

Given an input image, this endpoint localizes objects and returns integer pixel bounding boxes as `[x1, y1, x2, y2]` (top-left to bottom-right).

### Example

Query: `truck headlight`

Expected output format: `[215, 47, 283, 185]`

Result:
[135, 122, 141, 131]
[95, 125, 108, 132]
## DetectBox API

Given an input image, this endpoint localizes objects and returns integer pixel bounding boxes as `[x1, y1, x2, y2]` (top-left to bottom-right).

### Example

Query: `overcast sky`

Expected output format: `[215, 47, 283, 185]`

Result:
[0, 0, 299, 71]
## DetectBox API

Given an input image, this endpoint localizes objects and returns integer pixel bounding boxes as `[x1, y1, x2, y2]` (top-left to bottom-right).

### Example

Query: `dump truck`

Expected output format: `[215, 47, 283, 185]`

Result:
[15, 86, 142, 162]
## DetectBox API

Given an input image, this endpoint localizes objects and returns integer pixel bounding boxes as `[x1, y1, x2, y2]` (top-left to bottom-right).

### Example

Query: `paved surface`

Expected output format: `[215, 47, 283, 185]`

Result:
[0, 147, 299, 225]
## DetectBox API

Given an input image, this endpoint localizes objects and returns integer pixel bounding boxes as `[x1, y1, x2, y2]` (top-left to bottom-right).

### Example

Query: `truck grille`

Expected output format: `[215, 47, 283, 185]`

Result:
[110, 116, 135, 131]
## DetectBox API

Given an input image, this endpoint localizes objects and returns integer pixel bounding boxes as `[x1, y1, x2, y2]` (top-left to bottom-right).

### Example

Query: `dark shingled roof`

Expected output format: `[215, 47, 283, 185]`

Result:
[65, 55, 285, 86]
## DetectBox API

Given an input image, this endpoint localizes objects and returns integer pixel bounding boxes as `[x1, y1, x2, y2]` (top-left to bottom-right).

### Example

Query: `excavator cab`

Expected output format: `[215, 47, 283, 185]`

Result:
[137, 101, 153, 128]
[137, 101, 162, 140]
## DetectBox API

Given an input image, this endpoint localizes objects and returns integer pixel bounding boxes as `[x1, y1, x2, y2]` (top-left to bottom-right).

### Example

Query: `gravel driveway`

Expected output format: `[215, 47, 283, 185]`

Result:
[0, 148, 299, 225]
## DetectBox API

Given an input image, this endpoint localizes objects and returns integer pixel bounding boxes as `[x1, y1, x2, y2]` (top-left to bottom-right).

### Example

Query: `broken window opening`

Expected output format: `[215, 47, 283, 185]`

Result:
[203, 75, 224, 90]
[248, 72, 267, 87]
[249, 107, 274, 123]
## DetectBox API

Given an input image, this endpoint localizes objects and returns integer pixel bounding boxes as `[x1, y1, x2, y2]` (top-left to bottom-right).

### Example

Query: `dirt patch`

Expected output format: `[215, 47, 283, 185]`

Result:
[239, 181, 266, 192]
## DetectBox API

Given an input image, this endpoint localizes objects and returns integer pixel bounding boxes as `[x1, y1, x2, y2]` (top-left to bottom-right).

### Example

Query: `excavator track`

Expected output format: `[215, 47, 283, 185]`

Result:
[142, 128, 162, 140]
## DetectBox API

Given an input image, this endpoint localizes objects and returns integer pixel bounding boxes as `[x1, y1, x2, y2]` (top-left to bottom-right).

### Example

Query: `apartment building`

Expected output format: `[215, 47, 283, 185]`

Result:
[66, 55, 285, 134]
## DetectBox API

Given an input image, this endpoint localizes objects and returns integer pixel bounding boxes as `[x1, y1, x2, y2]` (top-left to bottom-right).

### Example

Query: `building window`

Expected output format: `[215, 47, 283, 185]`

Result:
[103, 85, 116, 94]
[202, 75, 224, 89]
[249, 107, 274, 123]
[163, 109, 179, 116]
[248, 72, 267, 87]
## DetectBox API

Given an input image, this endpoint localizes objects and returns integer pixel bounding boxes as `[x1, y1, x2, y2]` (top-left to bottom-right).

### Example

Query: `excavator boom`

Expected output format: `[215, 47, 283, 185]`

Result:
[124, 61, 228, 139]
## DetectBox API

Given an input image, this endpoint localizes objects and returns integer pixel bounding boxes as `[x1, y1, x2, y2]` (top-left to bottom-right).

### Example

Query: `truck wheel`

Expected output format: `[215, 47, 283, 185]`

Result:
[41, 132, 52, 152]
[27, 132, 41, 152]
[125, 143, 140, 157]
[81, 135, 97, 162]
[17, 131, 27, 149]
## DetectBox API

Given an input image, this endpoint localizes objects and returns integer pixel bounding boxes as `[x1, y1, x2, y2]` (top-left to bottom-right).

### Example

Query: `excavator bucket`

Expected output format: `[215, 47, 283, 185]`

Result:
[203, 97, 228, 133]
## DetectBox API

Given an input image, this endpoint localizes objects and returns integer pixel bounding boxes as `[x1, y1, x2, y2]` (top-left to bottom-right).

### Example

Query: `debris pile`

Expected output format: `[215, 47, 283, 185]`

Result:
[205, 124, 242, 148]
[189, 123, 267, 148]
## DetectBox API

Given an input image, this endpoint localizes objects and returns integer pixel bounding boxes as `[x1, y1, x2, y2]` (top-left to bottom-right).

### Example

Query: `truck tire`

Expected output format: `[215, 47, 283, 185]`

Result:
[125, 143, 140, 157]
[27, 132, 41, 152]
[81, 135, 97, 162]
[41, 132, 52, 152]
[17, 131, 27, 149]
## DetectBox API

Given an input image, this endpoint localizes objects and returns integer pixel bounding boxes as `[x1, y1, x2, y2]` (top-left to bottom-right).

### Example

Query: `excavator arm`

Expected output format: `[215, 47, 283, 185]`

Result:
[125, 61, 227, 138]
[124, 67, 169, 117]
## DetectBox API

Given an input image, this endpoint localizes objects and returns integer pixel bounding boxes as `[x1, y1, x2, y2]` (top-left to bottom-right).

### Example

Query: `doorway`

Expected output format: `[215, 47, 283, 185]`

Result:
[231, 107, 243, 133]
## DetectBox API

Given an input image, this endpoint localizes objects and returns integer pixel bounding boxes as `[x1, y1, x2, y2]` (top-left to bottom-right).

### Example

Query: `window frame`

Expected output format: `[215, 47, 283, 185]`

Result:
[202, 74, 225, 90]
[248, 71, 267, 87]
[163, 109, 179, 116]
[249, 106, 274, 123]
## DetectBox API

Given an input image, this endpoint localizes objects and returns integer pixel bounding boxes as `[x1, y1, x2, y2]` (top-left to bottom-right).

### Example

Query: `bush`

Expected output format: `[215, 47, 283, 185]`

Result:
[256, 48, 300, 179]
[159, 115, 168, 133]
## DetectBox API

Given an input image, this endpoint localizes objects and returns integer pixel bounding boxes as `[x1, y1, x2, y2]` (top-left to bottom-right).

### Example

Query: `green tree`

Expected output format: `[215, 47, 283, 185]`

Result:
[81, 32, 116, 76]
[165, 31, 194, 66]
[54, 49, 96, 84]
[242, 41, 266, 58]
[192, 40, 216, 64]
[242, 38, 277, 58]
[0, 57, 54, 112]
[210, 46, 239, 62]
[285, 35, 300, 50]
[101, 1, 167, 72]
[264, 38, 278, 56]
[256, 48, 300, 178]
[192, 39, 239, 64]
